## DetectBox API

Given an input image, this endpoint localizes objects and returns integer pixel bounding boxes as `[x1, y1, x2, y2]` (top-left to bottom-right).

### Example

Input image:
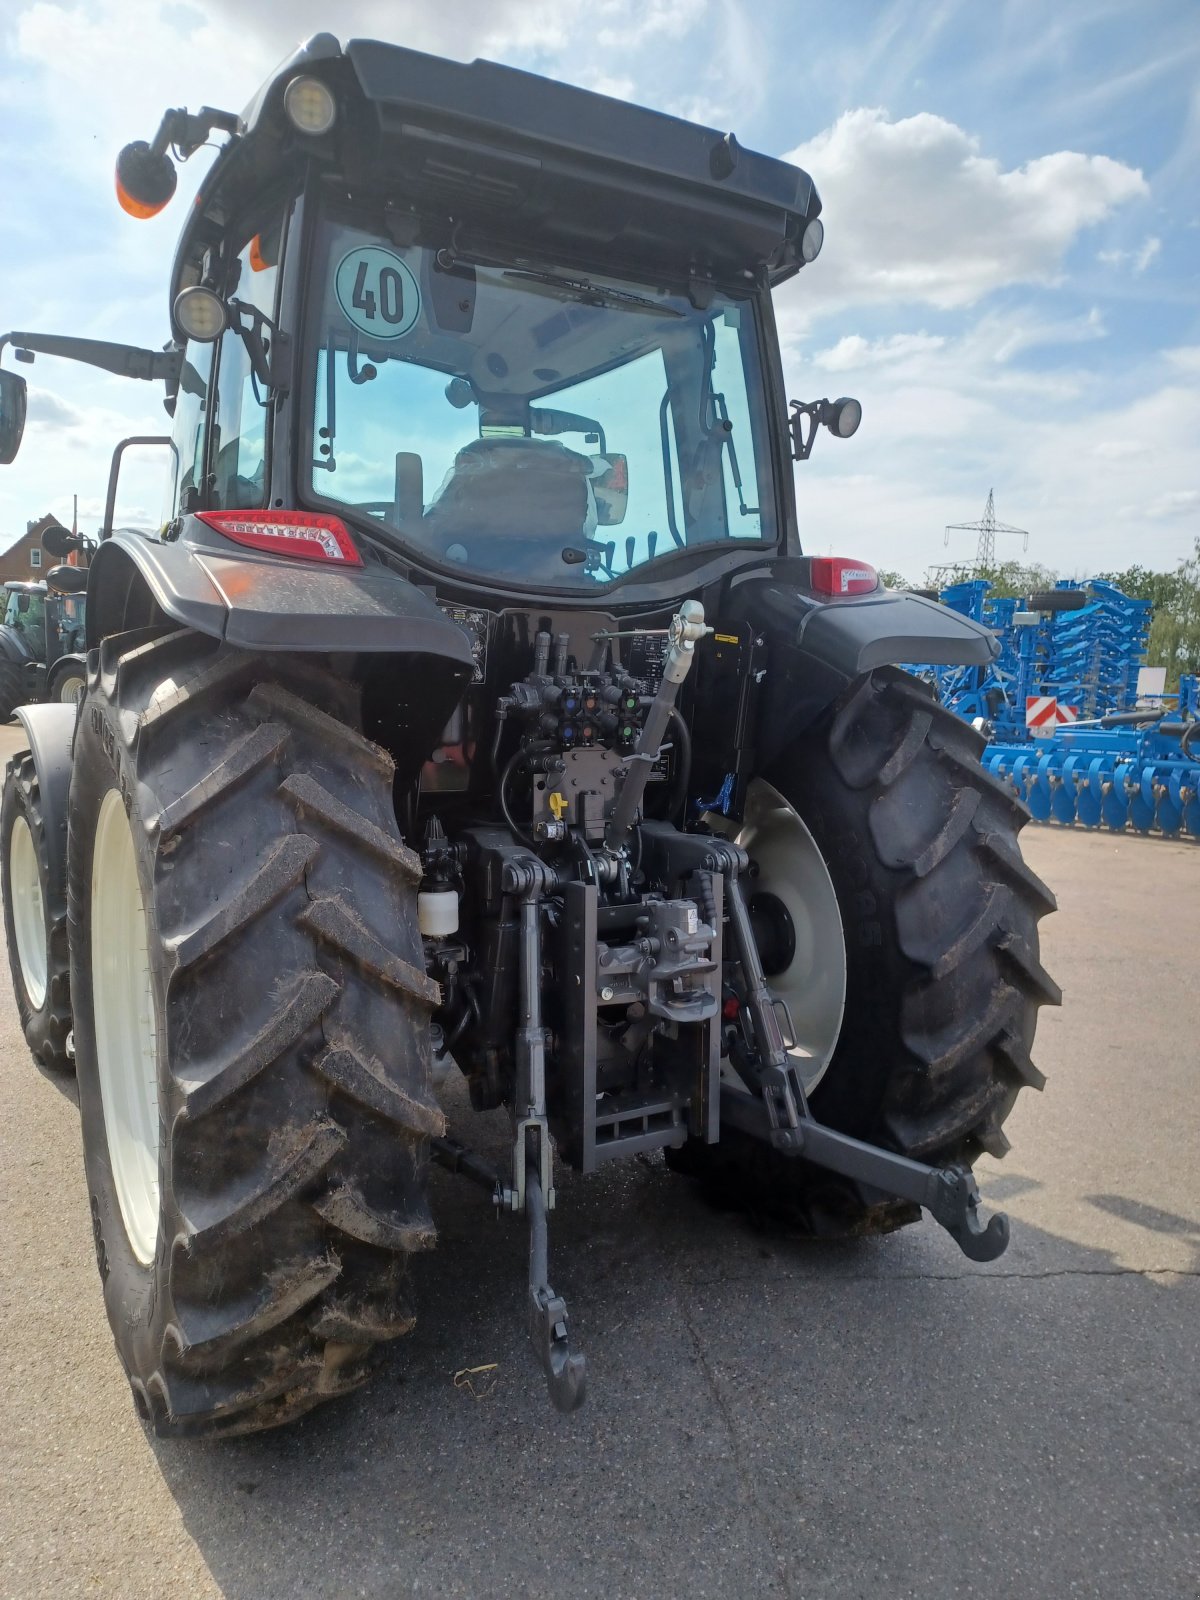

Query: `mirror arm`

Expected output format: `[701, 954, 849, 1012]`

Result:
[226, 301, 291, 396]
[0, 332, 180, 386]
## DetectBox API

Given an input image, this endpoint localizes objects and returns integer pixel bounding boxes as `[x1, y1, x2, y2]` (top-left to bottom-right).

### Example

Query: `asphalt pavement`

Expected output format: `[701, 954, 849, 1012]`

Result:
[1, 716, 1196, 1599]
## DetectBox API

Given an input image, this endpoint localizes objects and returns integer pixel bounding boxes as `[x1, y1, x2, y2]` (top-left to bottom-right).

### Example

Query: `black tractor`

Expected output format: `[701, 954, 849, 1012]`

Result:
[0, 36, 1057, 1436]
[0, 530, 89, 717]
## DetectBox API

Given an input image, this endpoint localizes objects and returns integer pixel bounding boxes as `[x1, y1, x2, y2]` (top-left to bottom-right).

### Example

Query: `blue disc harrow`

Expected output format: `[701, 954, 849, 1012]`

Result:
[907, 577, 1199, 840]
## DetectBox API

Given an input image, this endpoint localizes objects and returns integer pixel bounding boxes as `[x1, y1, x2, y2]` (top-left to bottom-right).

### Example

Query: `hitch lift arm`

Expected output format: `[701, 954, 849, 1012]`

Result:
[640, 823, 1011, 1264]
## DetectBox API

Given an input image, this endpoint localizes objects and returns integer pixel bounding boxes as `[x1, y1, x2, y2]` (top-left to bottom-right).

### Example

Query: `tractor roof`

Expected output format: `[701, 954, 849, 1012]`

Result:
[171, 35, 820, 327]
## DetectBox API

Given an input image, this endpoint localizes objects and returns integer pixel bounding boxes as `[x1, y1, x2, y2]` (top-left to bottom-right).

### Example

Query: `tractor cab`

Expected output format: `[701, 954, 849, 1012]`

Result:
[2, 581, 46, 638]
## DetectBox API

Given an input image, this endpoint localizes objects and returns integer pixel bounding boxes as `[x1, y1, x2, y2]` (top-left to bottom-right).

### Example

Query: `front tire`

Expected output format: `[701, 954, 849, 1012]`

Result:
[672, 667, 1060, 1231]
[2, 751, 73, 1071]
[70, 629, 443, 1436]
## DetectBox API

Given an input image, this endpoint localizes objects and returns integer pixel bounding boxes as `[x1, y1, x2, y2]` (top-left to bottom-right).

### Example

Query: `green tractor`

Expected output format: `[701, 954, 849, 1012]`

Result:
[0, 36, 1057, 1436]
[0, 538, 89, 718]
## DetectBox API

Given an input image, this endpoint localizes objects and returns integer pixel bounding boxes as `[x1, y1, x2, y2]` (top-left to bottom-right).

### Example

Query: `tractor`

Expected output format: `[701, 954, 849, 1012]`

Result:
[0, 36, 1057, 1436]
[0, 528, 90, 717]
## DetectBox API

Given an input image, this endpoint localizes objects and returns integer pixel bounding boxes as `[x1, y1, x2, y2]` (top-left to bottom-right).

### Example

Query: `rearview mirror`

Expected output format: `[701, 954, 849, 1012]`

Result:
[41, 520, 82, 559]
[590, 454, 628, 526]
[0, 368, 27, 465]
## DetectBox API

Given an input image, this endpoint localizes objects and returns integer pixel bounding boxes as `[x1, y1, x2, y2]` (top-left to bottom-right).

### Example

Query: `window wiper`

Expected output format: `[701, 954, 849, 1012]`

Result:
[501, 269, 683, 318]
[712, 391, 758, 518]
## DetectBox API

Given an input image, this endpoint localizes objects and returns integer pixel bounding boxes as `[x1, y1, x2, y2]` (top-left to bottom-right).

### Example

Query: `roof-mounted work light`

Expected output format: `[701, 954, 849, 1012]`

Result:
[800, 217, 824, 263]
[283, 76, 337, 134]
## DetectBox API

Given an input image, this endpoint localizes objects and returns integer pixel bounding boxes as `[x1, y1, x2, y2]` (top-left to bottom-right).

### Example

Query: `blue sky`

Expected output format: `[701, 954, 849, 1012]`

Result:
[0, 0, 1196, 582]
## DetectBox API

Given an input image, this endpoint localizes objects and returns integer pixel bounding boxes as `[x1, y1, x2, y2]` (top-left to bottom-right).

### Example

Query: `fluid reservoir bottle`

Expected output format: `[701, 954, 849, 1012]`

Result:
[418, 886, 459, 938]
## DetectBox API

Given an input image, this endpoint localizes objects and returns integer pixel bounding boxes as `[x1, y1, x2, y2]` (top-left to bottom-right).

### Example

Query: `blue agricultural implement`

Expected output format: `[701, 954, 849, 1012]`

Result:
[984, 676, 1199, 840]
[906, 575, 1198, 840]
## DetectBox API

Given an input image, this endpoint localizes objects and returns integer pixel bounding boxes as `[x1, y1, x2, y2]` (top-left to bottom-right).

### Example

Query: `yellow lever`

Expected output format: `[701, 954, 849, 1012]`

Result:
[548, 791, 569, 822]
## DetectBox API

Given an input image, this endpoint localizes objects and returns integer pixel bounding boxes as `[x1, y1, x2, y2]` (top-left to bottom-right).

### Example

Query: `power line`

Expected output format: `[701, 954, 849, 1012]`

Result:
[927, 489, 1029, 586]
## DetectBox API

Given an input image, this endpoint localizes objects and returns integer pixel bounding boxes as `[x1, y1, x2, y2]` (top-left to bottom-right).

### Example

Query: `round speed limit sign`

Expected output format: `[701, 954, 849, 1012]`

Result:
[334, 246, 421, 340]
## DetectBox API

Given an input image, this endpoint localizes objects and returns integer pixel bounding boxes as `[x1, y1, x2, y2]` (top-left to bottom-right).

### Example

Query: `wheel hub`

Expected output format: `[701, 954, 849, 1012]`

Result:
[733, 779, 847, 1095]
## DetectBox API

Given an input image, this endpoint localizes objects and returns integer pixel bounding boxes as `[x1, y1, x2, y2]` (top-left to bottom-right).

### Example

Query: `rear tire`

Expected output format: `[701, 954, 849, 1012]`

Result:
[670, 667, 1059, 1233]
[2, 751, 72, 1072]
[49, 659, 86, 704]
[0, 657, 25, 720]
[70, 629, 443, 1436]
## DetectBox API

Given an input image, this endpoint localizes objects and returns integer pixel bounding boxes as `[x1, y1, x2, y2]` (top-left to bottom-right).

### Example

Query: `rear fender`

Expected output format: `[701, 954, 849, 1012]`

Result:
[0, 625, 34, 664]
[85, 528, 476, 664]
[726, 564, 996, 764]
[85, 530, 476, 774]
[12, 703, 77, 895]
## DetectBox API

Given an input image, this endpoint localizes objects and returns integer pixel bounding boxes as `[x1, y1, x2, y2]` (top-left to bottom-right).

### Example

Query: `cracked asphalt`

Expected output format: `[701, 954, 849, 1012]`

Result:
[1, 716, 1196, 1599]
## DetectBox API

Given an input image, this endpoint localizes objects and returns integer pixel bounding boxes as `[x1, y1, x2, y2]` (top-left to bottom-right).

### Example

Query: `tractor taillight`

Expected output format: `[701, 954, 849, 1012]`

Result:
[808, 557, 879, 597]
[196, 510, 362, 567]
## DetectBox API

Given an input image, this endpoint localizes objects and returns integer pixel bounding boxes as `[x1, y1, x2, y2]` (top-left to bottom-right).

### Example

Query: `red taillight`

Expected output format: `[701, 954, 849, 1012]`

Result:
[196, 510, 362, 567]
[809, 557, 879, 597]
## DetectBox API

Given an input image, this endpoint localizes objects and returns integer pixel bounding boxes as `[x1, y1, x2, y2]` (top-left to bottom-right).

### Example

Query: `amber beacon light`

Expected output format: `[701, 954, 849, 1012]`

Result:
[115, 140, 178, 219]
[114, 105, 242, 220]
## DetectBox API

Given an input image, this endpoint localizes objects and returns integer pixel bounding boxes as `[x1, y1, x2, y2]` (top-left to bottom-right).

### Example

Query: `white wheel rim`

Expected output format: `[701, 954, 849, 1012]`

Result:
[92, 788, 160, 1265]
[9, 814, 48, 1010]
[731, 779, 847, 1095]
[58, 674, 85, 703]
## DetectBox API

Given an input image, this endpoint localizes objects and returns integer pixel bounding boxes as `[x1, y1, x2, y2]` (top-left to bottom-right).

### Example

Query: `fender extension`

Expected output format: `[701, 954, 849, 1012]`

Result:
[724, 564, 997, 764]
[85, 529, 477, 667]
[12, 703, 77, 897]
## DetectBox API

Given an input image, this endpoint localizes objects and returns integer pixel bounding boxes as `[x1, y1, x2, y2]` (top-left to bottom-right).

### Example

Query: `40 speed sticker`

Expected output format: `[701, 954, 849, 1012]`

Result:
[334, 245, 421, 340]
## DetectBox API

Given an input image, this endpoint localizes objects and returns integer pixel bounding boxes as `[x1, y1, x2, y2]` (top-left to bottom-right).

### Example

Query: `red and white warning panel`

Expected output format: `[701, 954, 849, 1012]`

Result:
[1055, 704, 1079, 726]
[1026, 696, 1058, 738]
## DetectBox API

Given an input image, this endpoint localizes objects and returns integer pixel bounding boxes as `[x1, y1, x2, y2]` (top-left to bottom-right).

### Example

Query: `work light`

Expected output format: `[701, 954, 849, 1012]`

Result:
[283, 76, 337, 135]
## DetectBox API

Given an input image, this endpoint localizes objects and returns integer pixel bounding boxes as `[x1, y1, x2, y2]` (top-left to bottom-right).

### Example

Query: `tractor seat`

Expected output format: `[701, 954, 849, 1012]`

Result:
[46, 564, 88, 594]
[423, 438, 595, 571]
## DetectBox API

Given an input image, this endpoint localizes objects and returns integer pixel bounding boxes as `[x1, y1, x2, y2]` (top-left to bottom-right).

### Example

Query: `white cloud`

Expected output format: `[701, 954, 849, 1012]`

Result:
[1165, 345, 1200, 374]
[811, 332, 946, 371]
[782, 108, 1147, 314]
[992, 306, 1106, 364]
[1098, 235, 1162, 272]
[1142, 488, 1199, 520]
[25, 388, 84, 430]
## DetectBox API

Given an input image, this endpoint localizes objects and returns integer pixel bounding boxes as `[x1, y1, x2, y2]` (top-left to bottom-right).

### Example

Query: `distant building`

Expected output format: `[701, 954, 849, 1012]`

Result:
[0, 515, 76, 584]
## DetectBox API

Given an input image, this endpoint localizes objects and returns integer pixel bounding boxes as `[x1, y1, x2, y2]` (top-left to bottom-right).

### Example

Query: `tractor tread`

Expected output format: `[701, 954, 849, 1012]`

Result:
[247, 682, 394, 779]
[156, 721, 290, 838]
[300, 893, 441, 1008]
[70, 631, 437, 1437]
[281, 773, 422, 879]
[167, 1253, 341, 1362]
[174, 970, 340, 1119]
[313, 1184, 438, 1253]
[314, 1043, 446, 1137]
[2, 751, 73, 1072]
[169, 834, 319, 971]
[180, 1117, 347, 1249]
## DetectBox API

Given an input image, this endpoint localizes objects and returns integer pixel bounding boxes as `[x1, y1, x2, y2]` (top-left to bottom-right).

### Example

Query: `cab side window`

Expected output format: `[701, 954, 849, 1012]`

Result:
[211, 215, 284, 510]
[162, 340, 215, 524]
